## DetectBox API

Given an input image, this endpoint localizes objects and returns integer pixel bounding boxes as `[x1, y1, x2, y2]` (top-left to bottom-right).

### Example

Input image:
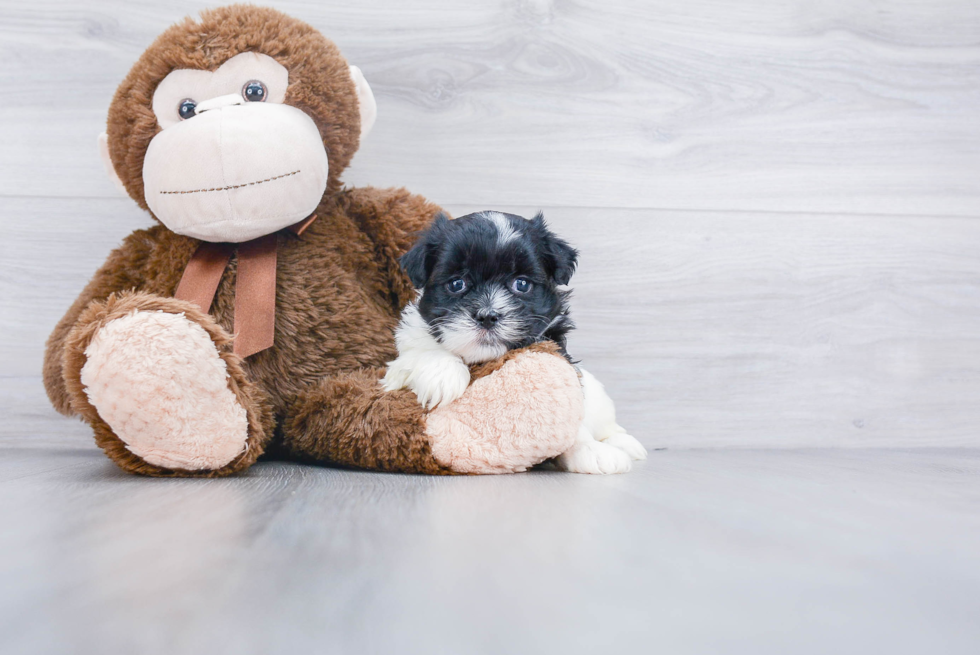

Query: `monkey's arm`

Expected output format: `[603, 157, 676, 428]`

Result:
[341, 186, 446, 311]
[43, 229, 161, 415]
[283, 342, 581, 475]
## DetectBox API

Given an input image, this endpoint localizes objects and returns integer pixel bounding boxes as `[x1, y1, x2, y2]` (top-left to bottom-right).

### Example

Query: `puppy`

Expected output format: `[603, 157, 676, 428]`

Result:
[382, 211, 647, 474]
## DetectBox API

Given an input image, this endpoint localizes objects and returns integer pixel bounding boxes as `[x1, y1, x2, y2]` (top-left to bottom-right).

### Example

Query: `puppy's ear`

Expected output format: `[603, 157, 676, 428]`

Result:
[529, 211, 578, 285]
[400, 212, 450, 288]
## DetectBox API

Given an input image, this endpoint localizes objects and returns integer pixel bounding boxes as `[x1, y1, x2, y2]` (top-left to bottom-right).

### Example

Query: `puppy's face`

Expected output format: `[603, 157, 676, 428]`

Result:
[400, 211, 578, 364]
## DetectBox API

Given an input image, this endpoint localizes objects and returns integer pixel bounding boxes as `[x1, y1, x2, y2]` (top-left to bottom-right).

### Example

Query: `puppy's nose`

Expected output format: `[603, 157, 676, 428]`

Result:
[475, 309, 499, 329]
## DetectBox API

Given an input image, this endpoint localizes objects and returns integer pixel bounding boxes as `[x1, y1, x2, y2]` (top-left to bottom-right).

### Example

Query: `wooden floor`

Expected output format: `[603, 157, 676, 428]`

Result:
[3, 0, 979, 449]
[3, 1, 980, 652]
[1, 447, 979, 654]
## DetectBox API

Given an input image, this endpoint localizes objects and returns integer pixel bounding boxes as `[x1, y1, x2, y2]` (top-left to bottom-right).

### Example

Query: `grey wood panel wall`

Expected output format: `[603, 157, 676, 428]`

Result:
[1, 1, 978, 449]
[3, 0, 980, 214]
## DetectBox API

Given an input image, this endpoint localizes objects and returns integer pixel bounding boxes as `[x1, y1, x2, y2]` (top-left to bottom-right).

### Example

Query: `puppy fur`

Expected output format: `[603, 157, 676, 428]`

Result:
[382, 211, 647, 474]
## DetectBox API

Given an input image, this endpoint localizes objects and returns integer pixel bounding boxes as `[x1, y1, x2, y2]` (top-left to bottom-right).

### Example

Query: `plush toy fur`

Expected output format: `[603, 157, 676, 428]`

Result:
[105, 6, 362, 206]
[43, 5, 582, 477]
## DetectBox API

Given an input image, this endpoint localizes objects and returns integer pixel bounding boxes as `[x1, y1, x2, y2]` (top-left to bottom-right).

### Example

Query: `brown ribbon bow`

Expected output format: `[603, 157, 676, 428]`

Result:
[174, 214, 317, 358]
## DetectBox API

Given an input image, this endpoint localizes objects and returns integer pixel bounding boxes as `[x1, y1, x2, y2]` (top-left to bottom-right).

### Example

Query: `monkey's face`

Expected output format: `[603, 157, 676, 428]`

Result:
[140, 52, 330, 242]
[102, 6, 377, 243]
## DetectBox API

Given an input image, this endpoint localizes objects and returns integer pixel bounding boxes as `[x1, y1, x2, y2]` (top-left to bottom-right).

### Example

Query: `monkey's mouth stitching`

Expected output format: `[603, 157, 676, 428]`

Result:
[159, 170, 301, 195]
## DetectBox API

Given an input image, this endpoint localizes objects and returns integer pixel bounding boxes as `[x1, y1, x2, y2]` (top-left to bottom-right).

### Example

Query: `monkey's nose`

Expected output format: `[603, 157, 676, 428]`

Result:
[194, 93, 246, 114]
[475, 309, 500, 329]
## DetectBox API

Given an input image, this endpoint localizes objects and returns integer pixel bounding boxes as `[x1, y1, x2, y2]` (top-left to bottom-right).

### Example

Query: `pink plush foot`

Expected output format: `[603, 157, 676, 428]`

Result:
[80, 310, 249, 471]
[425, 350, 583, 474]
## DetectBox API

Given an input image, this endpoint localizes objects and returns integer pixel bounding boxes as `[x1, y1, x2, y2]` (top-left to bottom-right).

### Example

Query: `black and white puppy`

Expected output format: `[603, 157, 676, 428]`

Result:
[382, 211, 647, 474]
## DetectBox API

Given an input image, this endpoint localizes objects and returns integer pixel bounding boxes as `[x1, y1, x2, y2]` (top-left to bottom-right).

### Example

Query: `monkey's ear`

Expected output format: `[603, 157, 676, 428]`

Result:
[349, 66, 377, 140]
[400, 213, 450, 288]
[98, 133, 127, 196]
[530, 211, 578, 286]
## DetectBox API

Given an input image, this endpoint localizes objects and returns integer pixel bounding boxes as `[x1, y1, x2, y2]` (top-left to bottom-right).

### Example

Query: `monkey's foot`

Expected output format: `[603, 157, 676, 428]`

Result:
[426, 344, 583, 474]
[80, 309, 248, 470]
[63, 291, 274, 476]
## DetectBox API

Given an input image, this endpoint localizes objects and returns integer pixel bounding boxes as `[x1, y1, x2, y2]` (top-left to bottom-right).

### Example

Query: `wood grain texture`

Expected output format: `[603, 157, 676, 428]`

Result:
[1, 0, 979, 214]
[1, 447, 979, 654]
[5, 197, 979, 449]
[505, 205, 980, 449]
[4, 5, 980, 652]
[0, 379, 96, 448]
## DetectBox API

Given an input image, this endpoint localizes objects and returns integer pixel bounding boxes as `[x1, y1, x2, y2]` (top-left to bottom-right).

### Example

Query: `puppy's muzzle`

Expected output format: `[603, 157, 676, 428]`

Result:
[474, 308, 500, 329]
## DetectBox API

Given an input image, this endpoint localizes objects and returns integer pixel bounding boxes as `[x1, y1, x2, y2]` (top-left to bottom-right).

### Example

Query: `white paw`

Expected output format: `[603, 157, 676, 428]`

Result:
[412, 360, 470, 408]
[381, 359, 412, 391]
[383, 355, 470, 409]
[556, 440, 632, 475]
[602, 431, 648, 461]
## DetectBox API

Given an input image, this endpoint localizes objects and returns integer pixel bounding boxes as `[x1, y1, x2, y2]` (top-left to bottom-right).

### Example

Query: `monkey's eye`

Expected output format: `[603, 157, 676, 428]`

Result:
[447, 278, 467, 294]
[178, 99, 197, 120]
[511, 277, 533, 294]
[242, 80, 267, 102]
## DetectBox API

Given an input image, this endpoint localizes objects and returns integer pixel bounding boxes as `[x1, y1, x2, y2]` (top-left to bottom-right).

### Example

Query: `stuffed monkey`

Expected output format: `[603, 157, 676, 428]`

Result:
[42, 5, 582, 477]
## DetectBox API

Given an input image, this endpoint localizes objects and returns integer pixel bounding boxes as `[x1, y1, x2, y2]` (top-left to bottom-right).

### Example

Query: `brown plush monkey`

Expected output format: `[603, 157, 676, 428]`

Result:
[42, 5, 582, 477]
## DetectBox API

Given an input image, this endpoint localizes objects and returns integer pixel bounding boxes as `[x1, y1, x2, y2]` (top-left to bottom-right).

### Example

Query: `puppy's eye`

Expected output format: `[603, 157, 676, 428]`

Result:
[511, 277, 533, 294]
[242, 80, 267, 102]
[447, 278, 467, 294]
[178, 99, 197, 120]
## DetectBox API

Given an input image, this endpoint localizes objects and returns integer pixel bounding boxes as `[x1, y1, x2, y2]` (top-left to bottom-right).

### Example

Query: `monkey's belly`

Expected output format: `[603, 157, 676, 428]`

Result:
[233, 268, 400, 413]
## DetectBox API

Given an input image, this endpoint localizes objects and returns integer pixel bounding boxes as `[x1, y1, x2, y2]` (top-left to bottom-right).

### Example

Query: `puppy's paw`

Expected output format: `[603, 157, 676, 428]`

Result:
[602, 431, 648, 461]
[380, 359, 412, 392]
[409, 358, 471, 409]
[556, 440, 632, 475]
